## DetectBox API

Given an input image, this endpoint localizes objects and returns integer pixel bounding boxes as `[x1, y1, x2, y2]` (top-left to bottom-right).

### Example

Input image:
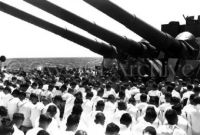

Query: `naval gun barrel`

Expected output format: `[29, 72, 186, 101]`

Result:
[84, 0, 199, 59]
[24, 0, 158, 58]
[0, 2, 117, 58]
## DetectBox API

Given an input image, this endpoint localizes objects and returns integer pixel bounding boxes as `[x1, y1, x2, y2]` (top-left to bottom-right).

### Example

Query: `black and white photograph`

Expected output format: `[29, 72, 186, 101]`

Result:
[0, 0, 200, 135]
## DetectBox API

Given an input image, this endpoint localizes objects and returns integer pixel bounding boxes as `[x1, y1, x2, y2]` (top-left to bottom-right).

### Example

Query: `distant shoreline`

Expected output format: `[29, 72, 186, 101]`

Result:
[3, 57, 103, 71]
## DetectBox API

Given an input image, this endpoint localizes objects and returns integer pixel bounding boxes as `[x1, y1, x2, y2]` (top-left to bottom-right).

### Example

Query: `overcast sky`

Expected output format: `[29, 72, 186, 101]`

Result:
[0, 0, 200, 58]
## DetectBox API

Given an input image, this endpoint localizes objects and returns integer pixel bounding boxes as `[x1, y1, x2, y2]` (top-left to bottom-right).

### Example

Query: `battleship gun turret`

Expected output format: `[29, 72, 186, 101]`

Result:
[24, 0, 158, 58]
[84, 0, 200, 60]
[0, 2, 118, 59]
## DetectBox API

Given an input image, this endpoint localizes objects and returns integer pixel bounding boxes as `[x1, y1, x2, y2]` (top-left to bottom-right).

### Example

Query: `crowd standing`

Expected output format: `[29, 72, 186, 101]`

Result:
[0, 66, 200, 135]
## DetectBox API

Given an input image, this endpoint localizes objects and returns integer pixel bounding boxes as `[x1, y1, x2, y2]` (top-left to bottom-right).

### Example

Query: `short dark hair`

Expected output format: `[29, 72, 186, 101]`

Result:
[47, 105, 57, 117]
[96, 100, 105, 111]
[172, 103, 182, 115]
[75, 130, 87, 135]
[0, 106, 8, 117]
[105, 123, 120, 135]
[144, 106, 157, 123]
[193, 96, 200, 105]
[37, 130, 50, 135]
[107, 95, 115, 102]
[86, 91, 93, 99]
[94, 112, 105, 125]
[118, 101, 127, 110]
[12, 113, 24, 122]
[66, 114, 80, 127]
[39, 114, 52, 124]
[143, 126, 157, 135]
[120, 113, 132, 127]
[165, 109, 178, 125]
[53, 95, 63, 102]
[140, 94, 147, 102]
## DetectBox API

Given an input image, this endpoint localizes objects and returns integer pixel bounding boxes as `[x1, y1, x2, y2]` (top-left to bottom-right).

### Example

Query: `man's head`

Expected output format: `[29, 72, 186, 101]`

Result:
[140, 94, 147, 102]
[96, 100, 105, 112]
[105, 123, 120, 135]
[66, 114, 80, 131]
[39, 114, 52, 130]
[37, 130, 50, 135]
[53, 95, 63, 106]
[172, 103, 182, 115]
[11, 90, 20, 98]
[46, 105, 57, 118]
[12, 113, 24, 128]
[29, 93, 38, 105]
[144, 106, 157, 124]
[75, 130, 87, 135]
[94, 112, 105, 125]
[117, 101, 127, 111]
[120, 113, 132, 127]
[165, 109, 178, 125]
[86, 91, 93, 100]
[143, 126, 157, 135]
[107, 95, 115, 103]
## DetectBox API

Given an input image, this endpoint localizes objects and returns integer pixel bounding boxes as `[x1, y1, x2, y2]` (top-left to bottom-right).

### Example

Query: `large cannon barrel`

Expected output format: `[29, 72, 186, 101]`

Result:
[84, 0, 199, 59]
[24, 0, 158, 58]
[0, 2, 117, 58]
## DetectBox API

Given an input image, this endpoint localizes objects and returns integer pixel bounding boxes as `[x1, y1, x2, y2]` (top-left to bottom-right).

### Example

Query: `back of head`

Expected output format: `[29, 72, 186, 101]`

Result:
[96, 100, 105, 111]
[75, 130, 87, 135]
[165, 109, 178, 125]
[105, 123, 120, 135]
[193, 86, 200, 94]
[167, 85, 174, 93]
[128, 96, 136, 105]
[170, 97, 180, 106]
[143, 126, 157, 135]
[66, 114, 80, 128]
[120, 113, 132, 127]
[94, 112, 105, 125]
[11, 89, 20, 97]
[53, 95, 63, 103]
[144, 106, 157, 124]
[172, 103, 182, 115]
[86, 91, 93, 100]
[140, 93, 147, 102]
[39, 114, 52, 125]
[193, 96, 200, 105]
[107, 95, 115, 103]
[47, 105, 57, 118]
[37, 130, 50, 135]
[0, 106, 8, 117]
[118, 101, 127, 111]
[187, 84, 193, 91]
